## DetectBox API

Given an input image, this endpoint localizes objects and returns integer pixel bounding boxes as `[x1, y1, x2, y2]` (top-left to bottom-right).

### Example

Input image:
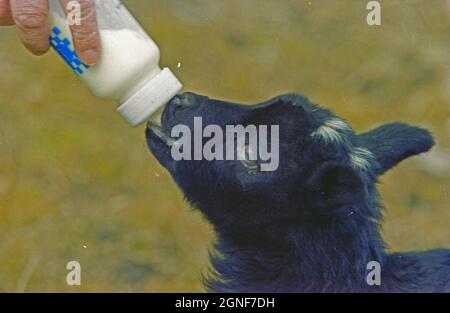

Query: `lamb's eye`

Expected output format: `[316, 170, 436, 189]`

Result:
[240, 144, 260, 173]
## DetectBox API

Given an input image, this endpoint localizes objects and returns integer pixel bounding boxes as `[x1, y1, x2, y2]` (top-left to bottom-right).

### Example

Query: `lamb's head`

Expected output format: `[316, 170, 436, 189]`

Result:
[146, 92, 434, 244]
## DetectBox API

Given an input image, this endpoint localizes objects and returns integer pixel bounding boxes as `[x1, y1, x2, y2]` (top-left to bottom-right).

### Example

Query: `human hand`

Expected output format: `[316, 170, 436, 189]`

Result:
[0, 0, 101, 64]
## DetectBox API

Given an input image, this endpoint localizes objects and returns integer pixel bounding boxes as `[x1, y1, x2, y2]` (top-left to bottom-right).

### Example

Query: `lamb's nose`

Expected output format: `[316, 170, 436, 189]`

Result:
[171, 93, 194, 109]
[163, 93, 195, 125]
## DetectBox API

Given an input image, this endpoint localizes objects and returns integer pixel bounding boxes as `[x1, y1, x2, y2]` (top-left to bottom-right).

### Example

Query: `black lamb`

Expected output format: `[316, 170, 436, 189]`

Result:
[146, 92, 449, 292]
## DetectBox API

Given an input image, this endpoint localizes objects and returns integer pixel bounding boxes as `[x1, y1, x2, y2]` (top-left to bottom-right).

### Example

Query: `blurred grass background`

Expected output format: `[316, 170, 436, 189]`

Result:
[0, 0, 449, 292]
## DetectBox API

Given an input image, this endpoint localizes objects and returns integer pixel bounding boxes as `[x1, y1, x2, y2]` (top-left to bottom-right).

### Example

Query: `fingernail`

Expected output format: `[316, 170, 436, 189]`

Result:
[80, 49, 98, 65]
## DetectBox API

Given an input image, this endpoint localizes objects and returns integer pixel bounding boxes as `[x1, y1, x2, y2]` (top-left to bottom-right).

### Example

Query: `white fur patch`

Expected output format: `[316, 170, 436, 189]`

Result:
[311, 118, 351, 144]
[312, 118, 375, 173]
[349, 147, 374, 171]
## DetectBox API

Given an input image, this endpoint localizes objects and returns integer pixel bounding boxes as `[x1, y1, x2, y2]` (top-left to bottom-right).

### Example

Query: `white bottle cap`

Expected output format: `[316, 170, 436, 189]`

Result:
[117, 68, 183, 126]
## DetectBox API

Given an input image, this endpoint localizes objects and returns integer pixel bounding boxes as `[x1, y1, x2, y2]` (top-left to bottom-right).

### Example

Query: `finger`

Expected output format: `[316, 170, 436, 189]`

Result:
[60, 0, 100, 64]
[11, 0, 50, 55]
[0, 0, 14, 25]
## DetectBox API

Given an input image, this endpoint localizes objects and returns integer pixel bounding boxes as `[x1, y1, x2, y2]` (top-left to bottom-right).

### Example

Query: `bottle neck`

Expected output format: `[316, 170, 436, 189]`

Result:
[117, 67, 183, 126]
[118, 67, 162, 103]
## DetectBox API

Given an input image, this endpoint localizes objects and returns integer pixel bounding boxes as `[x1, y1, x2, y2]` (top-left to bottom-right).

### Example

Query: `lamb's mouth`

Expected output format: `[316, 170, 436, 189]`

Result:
[147, 123, 176, 147]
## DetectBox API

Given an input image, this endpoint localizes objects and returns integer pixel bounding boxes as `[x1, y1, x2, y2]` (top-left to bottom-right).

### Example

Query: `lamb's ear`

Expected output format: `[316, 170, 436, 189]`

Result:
[306, 161, 366, 211]
[358, 123, 434, 176]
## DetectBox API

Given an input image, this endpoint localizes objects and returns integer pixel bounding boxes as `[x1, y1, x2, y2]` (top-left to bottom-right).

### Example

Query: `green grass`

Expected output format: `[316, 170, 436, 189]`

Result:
[0, 0, 449, 291]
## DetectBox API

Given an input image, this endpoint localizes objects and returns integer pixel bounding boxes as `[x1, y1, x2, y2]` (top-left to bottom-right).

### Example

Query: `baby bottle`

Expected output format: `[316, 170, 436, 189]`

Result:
[48, 0, 182, 126]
